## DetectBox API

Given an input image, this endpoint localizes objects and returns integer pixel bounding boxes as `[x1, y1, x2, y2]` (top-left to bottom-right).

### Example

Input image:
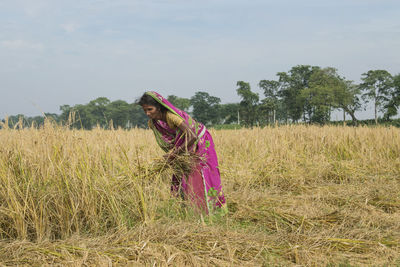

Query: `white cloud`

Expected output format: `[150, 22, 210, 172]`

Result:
[61, 23, 80, 33]
[0, 40, 44, 50]
[18, 0, 50, 17]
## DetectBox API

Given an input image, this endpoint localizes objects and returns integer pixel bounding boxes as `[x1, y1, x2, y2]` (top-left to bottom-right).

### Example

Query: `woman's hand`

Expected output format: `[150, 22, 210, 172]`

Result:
[176, 121, 197, 151]
[164, 121, 197, 163]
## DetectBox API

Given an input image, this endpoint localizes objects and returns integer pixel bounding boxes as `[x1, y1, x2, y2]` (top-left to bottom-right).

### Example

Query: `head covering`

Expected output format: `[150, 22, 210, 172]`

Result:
[145, 91, 206, 152]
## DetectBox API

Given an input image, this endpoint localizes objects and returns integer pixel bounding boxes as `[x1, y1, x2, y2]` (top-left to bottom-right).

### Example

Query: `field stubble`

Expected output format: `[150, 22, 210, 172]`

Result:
[0, 122, 399, 266]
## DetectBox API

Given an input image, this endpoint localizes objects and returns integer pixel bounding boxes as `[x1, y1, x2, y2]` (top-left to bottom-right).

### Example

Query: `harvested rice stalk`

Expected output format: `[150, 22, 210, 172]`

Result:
[150, 152, 204, 178]
[326, 237, 400, 251]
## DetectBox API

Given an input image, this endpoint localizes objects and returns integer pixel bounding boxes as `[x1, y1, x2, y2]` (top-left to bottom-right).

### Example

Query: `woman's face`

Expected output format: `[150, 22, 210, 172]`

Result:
[142, 104, 162, 120]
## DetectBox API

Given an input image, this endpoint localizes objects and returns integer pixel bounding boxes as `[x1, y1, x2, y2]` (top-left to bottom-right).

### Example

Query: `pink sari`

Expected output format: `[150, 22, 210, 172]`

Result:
[146, 91, 226, 214]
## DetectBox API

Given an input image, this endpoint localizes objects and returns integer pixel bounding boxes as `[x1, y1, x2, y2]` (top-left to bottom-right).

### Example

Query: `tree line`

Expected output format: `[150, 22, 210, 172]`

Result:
[2, 65, 400, 129]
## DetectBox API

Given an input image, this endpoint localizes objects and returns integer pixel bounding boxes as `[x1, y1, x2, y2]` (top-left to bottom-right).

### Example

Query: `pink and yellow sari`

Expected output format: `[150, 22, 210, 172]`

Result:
[146, 91, 226, 214]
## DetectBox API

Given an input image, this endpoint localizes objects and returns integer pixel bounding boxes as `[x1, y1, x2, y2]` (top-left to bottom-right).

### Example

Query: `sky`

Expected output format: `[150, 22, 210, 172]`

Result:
[1, 0, 399, 120]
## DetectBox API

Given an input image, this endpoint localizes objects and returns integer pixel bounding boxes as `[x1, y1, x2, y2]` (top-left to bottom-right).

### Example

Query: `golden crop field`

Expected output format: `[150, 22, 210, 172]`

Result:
[0, 123, 399, 266]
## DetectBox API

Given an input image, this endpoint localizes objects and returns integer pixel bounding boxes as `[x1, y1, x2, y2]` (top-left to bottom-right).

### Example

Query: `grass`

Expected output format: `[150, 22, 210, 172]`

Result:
[0, 122, 399, 266]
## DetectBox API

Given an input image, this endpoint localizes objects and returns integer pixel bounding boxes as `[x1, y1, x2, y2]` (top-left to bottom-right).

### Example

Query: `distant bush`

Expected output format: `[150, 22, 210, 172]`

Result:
[210, 124, 242, 130]
[329, 118, 400, 127]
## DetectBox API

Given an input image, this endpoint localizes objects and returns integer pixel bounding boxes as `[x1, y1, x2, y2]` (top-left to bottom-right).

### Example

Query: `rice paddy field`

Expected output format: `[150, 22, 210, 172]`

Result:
[0, 122, 399, 266]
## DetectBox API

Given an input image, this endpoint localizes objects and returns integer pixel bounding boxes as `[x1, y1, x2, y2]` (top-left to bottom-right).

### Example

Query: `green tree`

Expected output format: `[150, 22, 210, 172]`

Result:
[128, 103, 149, 128]
[301, 67, 343, 124]
[59, 105, 72, 125]
[60, 103, 92, 129]
[43, 113, 59, 124]
[87, 97, 111, 128]
[167, 95, 191, 112]
[106, 100, 131, 129]
[6, 114, 25, 128]
[1, 114, 57, 129]
[220, 103, 240, 124]
[73, 104, 93, 129]
[384, 73, 400, 120]
[299, 67, 363, 125]
[236, 81, 259, 127]
[332, 80, 362, 125]
[190, 91, 221, 125]
[259, 80, 280, 124]
[277, 65, 319, 122]
[360, 70, 393, 124]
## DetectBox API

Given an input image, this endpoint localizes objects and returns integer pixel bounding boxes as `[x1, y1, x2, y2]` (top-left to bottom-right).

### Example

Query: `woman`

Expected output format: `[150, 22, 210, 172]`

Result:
[138, 91, 226, 214]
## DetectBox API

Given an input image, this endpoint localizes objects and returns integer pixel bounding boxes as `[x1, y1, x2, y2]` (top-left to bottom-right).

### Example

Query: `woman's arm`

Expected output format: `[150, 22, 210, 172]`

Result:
[164, 122, 197, 162]
[163, 112, 197, 160]
[172, 121, 197, 155]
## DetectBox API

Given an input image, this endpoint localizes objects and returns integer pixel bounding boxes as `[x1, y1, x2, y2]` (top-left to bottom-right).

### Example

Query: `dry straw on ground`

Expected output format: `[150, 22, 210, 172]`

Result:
[0, 122, 399, 266]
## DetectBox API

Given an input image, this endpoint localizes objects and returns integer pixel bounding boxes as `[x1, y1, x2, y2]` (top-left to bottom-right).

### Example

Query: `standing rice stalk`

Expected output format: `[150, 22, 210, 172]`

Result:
[0, 124, 399, 265]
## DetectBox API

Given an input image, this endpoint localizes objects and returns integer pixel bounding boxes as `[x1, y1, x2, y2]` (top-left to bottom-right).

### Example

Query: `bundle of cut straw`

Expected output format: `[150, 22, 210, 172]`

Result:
[150, 152, 203, 178]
